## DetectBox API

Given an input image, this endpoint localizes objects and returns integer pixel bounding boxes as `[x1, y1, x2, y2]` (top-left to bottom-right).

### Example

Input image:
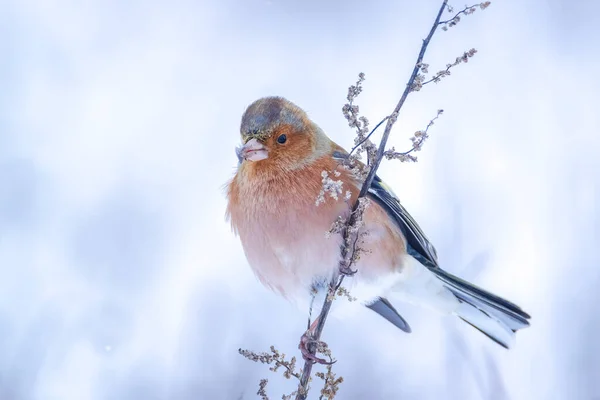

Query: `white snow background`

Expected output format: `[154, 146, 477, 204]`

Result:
[1, 0, 599, 399]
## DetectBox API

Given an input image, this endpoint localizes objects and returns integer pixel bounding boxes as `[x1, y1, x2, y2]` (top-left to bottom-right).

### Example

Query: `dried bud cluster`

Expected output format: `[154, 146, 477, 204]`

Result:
[441, 2, 491, 30]
[411, 74, 425, 92]
[410, 130, 428, 150]
[416, 62, 429, 74]
[342, 73, 369, 139]
[412, 48, 478, 91]
[336, 287, 357, 302]
[257, 379, 269, 400]
[310, 344, 343, 399]
[429, 48, 477, 84]
[341, 73, 381, 181]
[316, 364, 344, 400]
[343, 152, 370, 182]
[338, 197, 371, 275]
[239, 346, 301, 380]
[346, 72, 365, 101]
[326, 215, 346, 239]
[383, 147, 418, 162]
[347, 198, 369, 237]
[316, 170, 344, 206]
[239, 346, 305, 400]
[383, 109, 443, 162]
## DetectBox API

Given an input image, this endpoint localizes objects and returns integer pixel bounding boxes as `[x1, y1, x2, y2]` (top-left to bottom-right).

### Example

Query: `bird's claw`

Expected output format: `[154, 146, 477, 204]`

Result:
[298, 332, 335, 365]
[339, 266, 358, 276]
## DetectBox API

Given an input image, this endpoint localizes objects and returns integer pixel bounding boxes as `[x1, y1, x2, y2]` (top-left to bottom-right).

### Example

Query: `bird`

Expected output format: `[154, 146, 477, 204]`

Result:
[226, 96, 530, 354]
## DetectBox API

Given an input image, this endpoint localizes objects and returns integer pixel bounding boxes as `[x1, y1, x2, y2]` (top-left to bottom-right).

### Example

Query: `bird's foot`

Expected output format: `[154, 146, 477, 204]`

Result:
[338, 260, 357, 276]
[339, 265, 358, 276]
[298, 331, 335, 365]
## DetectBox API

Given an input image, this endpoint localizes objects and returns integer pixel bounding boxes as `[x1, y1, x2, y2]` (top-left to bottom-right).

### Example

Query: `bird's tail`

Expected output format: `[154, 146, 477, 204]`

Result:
[432, 268, 531, 348]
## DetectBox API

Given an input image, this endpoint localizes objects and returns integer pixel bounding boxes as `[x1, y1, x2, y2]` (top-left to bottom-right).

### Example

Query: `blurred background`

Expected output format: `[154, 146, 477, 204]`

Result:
[1, 0, 598, 399]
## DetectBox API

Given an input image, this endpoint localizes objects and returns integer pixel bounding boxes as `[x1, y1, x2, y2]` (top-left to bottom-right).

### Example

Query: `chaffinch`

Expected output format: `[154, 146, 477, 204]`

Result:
[226, 96, 530, 349]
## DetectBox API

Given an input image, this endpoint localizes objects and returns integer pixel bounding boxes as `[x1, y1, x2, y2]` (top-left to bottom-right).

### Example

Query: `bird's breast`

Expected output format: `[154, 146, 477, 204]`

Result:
[228, 169, 349, 301]
[227, 160, 407, 310]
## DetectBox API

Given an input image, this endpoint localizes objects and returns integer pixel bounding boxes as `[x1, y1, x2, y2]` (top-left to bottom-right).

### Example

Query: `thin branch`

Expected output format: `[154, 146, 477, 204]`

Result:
[294, 1, 449, 399]
[348, 116, 389, 156]
[439, 2, 490, 27]
[239, 347, 302, 380]
[359, 0, 448, 199]
[421, 49, 477, 85]
[384, 109, 444, 161]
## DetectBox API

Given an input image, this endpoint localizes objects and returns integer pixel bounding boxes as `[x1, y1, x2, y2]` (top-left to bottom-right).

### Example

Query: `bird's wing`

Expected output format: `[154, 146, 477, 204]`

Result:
[332, 149, 439, 270]
[368, 175, 439, 269]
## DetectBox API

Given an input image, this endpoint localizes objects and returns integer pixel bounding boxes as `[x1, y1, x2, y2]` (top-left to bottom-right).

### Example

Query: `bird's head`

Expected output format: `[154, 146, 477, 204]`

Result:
[236, 97, 330, 170]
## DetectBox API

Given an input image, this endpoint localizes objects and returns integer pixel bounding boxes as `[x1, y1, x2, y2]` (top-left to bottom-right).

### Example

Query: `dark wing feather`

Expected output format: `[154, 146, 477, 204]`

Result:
[366, 297, 411, 333]
[331, 149, 438, 270]
[368, 175, 439, 270]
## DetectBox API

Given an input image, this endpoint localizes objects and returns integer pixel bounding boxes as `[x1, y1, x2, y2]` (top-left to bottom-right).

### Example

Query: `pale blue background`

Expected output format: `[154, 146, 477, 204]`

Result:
[1, 0, 598, 399]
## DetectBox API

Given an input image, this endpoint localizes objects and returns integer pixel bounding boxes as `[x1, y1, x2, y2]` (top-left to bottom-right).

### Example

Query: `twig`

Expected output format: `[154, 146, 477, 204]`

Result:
[348, 116, 389, 157]
[294, 1, 450, 399]
[439, 2, 491, 28]
[239, 347, 302, 380]
[383, 109, 444, 162]
[421, 49, 477, 86]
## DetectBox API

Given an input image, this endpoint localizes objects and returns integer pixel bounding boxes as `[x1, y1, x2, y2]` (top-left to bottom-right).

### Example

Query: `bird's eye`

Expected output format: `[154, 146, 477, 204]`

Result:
[277, 134, 287, 144]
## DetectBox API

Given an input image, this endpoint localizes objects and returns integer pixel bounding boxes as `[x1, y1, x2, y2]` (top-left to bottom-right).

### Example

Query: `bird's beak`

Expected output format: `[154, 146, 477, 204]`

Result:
[240, 138, 269, 162]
